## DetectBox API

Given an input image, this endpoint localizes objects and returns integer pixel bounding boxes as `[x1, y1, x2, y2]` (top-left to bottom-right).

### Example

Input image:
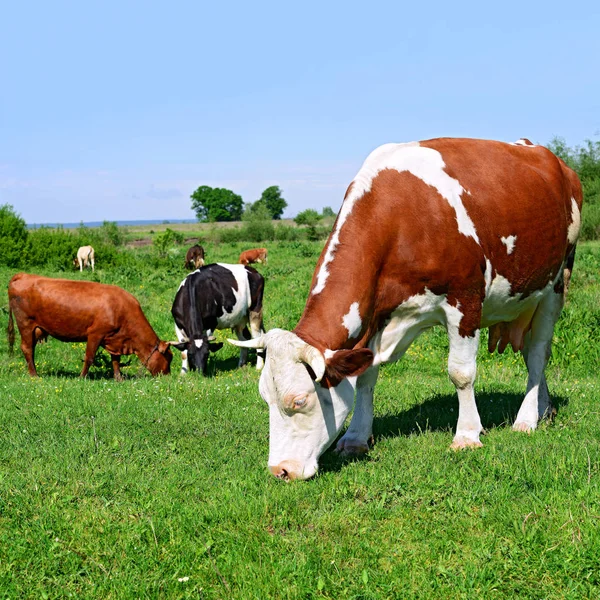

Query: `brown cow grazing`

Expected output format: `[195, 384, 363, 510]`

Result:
[239, 247, 268, 266]
[7, 273, 172, 380]
[230, 137, 583, 480]
[73, 245, 95, 271]
[184, 244, 205, 270]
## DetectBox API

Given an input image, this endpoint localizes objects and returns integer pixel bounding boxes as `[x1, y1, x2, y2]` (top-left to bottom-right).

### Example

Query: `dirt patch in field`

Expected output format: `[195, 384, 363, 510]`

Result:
[126, 239, 153, 248]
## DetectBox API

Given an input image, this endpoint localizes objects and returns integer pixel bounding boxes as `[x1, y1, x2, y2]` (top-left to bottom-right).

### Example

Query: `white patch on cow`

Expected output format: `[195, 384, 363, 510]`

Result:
[312, 142, 479, 295]
[501, 235, 517, 254]
[481, 273, 556, 327]
[342, 302, 362, 339]
[214, 263, 252, 329]
[194, 339, 204, 348]
[567, 197, 581, 244]
[324, 349, 336, 359]
[369, 288, 449, 367]
[510, 139, 536, 146]
[484, 258, 493, 295]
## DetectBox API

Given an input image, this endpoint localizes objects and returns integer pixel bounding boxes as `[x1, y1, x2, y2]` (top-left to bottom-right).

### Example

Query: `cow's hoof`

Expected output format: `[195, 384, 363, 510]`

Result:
[450, 436, 483, 450]
[335, 437, 371, 457]
[513, 421, 536, 433]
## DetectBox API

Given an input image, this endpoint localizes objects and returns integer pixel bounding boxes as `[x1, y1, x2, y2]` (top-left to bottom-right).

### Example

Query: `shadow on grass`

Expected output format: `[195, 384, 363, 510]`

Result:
[319, 390, 570, 474]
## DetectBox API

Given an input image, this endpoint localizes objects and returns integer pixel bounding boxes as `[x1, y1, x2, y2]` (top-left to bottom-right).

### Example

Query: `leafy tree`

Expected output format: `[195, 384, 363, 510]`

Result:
[0, 204, 29, 267]
[241, 201, 275, 242]
[294, 209, 323, 241]
[322, 206, 336, 218]
[258, 185, 287, 220]
[294, 209, 322, 227]
[191, 186, 243, 222]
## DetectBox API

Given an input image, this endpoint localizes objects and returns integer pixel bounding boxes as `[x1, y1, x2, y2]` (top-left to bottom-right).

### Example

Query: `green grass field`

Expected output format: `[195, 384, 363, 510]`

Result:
[1, 241, 599, 599]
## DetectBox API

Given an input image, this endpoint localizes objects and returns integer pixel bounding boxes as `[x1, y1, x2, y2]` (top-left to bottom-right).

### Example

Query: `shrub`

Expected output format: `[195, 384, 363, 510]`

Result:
[154, 228, 185, 257]
[0, 204, 29, 268]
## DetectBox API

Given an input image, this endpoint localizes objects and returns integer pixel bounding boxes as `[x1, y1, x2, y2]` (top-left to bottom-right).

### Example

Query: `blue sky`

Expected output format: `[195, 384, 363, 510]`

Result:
[1, 0, 599, 224]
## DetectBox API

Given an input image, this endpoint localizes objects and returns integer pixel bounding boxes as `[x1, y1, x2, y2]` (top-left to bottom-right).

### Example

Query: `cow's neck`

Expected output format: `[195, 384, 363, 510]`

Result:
[294, 239, 383, 353]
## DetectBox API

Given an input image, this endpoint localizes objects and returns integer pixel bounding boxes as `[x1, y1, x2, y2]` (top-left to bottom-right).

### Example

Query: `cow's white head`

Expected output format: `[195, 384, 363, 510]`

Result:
[229, 329, 373, 480]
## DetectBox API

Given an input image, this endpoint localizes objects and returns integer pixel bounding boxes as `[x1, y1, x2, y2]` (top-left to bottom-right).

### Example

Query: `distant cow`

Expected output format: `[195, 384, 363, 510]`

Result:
[171, 263, 264, 375]
[7, 273, 172, 380]
[184, 244, 205, 270]
[239, 247, 268, 266]
[73, 245, 95, 271]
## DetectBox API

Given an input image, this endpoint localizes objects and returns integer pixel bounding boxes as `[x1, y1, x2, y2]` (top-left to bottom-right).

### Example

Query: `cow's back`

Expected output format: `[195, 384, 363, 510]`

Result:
[300, 138, 582, 352]
[8, 273, 141, 339]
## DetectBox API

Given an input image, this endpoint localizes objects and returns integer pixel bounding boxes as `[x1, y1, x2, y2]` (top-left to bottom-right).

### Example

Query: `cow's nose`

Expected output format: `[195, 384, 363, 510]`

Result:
[269, 460, 303, 481]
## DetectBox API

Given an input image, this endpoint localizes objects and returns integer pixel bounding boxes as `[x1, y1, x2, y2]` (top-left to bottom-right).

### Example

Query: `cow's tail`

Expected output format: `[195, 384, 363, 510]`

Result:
[563, 245, 577, 302]
[7, 305, 15, 355]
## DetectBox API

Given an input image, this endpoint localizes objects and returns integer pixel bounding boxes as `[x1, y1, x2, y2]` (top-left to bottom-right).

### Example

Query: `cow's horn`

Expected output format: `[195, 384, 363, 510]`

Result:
[296, 344, 326, 383]
[227, 336, 265, 349]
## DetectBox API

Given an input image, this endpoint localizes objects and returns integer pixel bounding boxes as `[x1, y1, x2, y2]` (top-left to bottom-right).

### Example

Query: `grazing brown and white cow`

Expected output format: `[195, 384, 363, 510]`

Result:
[7, 273, 172, 380]
[74, 245, 95, 271]
[230, 137, 583, 480]
[239, 247, 268, 266]
[184, 244, 205, 270]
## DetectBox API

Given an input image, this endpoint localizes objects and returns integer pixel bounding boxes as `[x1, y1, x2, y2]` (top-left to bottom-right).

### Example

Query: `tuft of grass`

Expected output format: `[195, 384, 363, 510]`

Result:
[0, 241, 599, 598]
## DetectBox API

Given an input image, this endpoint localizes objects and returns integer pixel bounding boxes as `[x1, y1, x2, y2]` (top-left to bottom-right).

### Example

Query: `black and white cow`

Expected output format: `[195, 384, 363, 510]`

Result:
[170, 263, 265, 374]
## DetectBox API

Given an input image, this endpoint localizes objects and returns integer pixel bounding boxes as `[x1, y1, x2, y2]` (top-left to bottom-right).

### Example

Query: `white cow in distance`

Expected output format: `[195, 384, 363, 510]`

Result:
[74, 245, 95, 271]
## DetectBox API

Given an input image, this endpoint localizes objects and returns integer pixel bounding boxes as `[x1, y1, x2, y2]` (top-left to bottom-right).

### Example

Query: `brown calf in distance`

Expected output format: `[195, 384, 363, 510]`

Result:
[239, 247, 268, 266]
[184, 244, 205, 270]
[7, 273, 172, 380]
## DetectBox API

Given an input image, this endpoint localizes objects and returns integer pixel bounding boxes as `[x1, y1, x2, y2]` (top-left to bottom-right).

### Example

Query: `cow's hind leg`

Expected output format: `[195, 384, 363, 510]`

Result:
[19, 324, 39, 377]
[513, 291, 563, 432]
[445, 302, 484, 449]
[336, 366, 379, 456]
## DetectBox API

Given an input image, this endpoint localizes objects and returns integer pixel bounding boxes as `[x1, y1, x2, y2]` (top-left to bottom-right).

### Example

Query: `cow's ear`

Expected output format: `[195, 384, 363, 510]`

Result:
[167, 341, 187, 352]
[158, 341, 172, 354]
[324, 348, 373, 386]
[209, 342, 223, 352]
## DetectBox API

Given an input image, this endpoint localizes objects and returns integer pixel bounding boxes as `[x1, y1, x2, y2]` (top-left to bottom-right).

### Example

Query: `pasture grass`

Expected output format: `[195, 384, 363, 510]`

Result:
[1, 241, 599, 598]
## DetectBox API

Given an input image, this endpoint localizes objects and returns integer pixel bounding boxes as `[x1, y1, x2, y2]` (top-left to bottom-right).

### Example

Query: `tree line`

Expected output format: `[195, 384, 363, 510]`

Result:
[190, 185, 288, 222]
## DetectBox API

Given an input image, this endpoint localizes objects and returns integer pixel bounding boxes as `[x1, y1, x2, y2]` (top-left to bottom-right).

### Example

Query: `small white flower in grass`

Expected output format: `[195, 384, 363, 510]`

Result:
[178, 576, 190, 582]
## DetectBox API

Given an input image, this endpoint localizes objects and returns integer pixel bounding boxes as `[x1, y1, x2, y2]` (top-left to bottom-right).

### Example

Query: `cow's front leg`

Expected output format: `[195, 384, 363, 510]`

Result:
[249, 309, 264, 370]
[111, 354, 124, 382]
[81, 336, 102, 378]
[447, 323, 483, 449]
[336, 366, 379, 456]
[174, 324, 189, 374]
[234, 325, 249, 367]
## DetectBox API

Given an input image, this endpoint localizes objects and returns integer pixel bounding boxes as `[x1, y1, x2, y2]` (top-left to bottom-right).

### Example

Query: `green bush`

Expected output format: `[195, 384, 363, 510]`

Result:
[26, 228, 120, 270]
[0, 204, 29, 268]
[153, 228, 185, 257]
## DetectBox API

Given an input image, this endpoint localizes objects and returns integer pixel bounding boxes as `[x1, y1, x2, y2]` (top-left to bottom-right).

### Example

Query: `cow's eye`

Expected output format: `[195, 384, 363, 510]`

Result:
[294, 396, 307, 408]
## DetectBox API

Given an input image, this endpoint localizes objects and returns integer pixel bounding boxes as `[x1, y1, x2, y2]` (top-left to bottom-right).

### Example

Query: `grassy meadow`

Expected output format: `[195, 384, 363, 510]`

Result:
[1, 239, 600, 599]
